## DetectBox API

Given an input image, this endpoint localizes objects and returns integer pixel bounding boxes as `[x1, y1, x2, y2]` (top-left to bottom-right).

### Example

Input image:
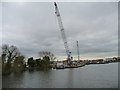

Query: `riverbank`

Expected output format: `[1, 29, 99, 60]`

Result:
[2, 57, 119, 75]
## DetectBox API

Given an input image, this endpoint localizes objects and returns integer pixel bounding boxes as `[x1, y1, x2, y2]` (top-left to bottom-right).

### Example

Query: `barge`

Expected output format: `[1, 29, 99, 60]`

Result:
[54, 62, 85, 69]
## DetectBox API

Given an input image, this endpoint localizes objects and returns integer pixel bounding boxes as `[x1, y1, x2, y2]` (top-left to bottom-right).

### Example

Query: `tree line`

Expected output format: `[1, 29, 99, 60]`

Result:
[1, 44, 56, 75]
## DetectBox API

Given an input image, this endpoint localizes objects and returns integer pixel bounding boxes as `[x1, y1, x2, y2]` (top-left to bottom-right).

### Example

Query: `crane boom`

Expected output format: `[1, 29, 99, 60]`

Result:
[54, 2, 71, 61]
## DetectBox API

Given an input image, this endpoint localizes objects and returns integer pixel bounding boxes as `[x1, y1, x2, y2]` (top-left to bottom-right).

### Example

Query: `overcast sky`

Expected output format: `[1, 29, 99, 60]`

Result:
[2, 2, 118, 60]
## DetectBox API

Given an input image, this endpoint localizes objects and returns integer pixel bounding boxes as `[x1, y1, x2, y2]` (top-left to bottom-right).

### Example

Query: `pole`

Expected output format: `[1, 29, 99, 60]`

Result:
[77, 41, 80, 60]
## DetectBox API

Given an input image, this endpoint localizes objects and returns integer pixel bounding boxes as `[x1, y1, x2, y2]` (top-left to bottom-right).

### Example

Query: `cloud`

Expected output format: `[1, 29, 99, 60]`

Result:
[2, 2, 118, 59]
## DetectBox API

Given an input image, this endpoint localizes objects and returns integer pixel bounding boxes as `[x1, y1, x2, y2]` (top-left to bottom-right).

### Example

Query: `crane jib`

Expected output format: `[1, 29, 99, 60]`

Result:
[54, 2, 71, 62]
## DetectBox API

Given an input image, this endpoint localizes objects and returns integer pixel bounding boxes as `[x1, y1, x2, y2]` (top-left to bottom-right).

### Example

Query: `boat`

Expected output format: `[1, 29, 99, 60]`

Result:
[56, 63, 65, 69]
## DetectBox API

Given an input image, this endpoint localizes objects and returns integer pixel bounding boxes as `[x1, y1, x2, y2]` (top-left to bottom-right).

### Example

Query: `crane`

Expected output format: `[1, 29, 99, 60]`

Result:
[54, 2, 72, 63]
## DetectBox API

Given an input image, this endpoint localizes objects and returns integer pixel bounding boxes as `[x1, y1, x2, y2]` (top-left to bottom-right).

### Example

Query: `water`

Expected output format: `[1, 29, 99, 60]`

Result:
[3, 62, 118, 88]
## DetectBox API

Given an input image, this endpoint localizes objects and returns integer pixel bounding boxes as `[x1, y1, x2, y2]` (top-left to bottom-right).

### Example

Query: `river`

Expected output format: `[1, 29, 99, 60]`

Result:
[2, 62, 118, 88]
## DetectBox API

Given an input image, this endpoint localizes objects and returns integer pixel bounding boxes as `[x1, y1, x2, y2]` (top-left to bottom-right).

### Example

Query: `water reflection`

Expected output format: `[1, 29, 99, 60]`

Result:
[28, 68, 35, 72]
[2, 63, 118, 88]
[3, 71, 25, 88]
[67, 69, 73, 88]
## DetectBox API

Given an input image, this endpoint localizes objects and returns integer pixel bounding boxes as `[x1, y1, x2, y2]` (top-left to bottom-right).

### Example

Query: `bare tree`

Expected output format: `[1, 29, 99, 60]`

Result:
[2, 44, 21, 64]
[38, 51, 56, 61]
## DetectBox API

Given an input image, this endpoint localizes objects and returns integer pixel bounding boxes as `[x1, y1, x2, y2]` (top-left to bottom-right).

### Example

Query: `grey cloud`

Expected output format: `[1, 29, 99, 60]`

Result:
[2, 2, 118, 59]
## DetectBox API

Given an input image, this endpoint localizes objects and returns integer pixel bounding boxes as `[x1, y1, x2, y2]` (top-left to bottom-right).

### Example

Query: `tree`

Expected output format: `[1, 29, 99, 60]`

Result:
[38, 51, 56, 61]
[13, 55, 26, 72]
[43, 56, 50, 62]
[35, 58, 41, 67]
[42, 56, 51, 69]
[34, 56, 51, 70]
[27, 57, 35, 68]
[2, 44, 20, 64]
[2, 44, 21, 74]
